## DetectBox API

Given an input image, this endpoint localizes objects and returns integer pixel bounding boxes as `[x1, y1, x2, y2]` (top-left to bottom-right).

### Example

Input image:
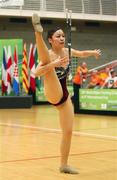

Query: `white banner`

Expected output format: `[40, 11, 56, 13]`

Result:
[0, 0, 24, 7]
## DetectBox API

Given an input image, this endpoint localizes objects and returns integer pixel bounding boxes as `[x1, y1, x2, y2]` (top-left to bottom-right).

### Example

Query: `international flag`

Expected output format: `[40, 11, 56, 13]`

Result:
[1, 46, 7, 95]
[7, 45, 13, 95]
[28, 43, 36, 93]
[34, 44, 41, 91]
[22, 43, 29, 94]
[12, 46, 19, 95]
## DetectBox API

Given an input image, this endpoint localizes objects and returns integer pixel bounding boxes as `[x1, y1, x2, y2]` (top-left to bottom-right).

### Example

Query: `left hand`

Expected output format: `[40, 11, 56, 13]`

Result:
[54, 56, 69, 67]
[94, 49, 101, 59]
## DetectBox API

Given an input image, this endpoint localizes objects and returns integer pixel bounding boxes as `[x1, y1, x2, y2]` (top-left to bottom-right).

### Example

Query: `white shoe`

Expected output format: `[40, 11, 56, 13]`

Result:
[59, 165, 79, 174]
[32, 13, 43, 32]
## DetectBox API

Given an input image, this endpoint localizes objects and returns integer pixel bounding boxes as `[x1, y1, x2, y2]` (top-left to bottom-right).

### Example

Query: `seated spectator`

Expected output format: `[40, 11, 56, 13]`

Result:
[87, 70, 101, 89]
[101, 69, 117, 88]
[99, 67, 111, 86]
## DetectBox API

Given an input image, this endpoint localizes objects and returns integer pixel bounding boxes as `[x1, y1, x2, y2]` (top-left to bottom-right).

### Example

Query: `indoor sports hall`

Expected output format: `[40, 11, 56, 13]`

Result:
[0, 0, 117, 180]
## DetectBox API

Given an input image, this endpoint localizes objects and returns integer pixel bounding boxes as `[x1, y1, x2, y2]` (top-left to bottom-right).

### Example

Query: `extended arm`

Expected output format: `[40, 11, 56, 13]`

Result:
[71, 49, 101, 59]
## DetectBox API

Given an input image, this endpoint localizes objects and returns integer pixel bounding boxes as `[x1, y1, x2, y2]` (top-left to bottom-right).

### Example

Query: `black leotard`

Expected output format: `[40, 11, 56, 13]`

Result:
[52, 65, 70, 106]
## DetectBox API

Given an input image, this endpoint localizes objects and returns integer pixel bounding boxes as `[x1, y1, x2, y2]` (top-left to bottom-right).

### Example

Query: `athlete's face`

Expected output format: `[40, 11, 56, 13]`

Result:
[49, 29, 65, 48]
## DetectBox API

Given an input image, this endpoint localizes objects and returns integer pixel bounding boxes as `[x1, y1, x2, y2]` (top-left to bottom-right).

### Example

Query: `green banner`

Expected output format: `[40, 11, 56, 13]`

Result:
[79, 89, 117, 111]
[0, 39, 23, 60]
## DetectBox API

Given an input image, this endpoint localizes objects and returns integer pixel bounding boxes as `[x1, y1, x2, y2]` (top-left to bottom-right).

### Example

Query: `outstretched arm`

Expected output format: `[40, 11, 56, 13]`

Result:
[33, 56, 69, 77]
[71, 49, 101, 59]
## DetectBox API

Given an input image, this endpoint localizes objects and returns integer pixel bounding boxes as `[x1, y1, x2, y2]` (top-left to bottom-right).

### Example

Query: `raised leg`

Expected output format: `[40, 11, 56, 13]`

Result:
[32, 14, 63, 104]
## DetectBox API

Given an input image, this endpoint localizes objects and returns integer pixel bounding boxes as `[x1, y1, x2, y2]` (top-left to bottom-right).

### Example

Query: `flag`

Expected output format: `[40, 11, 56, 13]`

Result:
[29, 43, 36, 93]
[34, 45, 41, 91]
[1, 46, 7, 95]
[7, 45, 13, 95]
[13, 46, 19, 95]
[22, 43, 29, 94]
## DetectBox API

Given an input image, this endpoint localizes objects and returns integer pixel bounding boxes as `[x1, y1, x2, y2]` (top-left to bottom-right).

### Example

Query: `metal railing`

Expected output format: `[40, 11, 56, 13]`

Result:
[0, 0, 117, 18]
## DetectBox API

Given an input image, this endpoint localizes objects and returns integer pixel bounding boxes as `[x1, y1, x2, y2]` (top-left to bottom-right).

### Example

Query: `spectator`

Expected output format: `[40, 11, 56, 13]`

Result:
[87, 70, 101, 89]
[99, 67, 111, 87]
[101, 69, 117, 88]
[72, 62, 88, 107]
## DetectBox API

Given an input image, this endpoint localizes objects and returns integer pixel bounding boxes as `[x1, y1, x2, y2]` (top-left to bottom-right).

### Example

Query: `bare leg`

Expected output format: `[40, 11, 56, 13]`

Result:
[57, 97, 79, 174]
[58, 97, 73, 166]
[32, 14, 51, 65]
[35, 32, 51, 65]
[32, 14, 63, 104]
[32, 14, 78, 174]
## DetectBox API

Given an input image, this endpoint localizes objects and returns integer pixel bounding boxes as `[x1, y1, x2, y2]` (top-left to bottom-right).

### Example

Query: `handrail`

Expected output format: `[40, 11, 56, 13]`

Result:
[0, 0, 117, 18]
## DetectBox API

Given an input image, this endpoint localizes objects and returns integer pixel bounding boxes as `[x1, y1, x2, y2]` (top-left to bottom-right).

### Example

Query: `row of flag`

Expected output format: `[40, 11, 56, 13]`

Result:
[1, 43, 38, 96]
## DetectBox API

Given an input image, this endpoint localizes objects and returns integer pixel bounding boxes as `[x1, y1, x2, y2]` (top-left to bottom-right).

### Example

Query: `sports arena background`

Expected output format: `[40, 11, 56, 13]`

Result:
[0, 0, 117, 105]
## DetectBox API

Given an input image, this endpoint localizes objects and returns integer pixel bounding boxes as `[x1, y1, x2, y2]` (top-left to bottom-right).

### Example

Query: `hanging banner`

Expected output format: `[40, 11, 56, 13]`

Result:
[79, 89, 117, 111]
[0, 0, 24, 7]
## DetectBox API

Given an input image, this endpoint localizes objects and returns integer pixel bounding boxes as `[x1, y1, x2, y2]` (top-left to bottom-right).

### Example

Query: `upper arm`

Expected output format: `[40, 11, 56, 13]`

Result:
[71, 48, 84, 58]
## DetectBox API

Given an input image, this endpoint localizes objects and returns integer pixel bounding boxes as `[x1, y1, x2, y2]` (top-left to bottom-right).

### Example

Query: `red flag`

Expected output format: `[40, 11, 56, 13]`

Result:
[29, 43, 36, 93]
[2, 46, 7, 95]
[7, 45, 12, 94]
[22, 43, 29, 94]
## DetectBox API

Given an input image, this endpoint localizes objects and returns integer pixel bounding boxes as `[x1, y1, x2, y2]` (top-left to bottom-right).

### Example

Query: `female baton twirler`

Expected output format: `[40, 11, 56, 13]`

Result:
[32, 13, 101, 174]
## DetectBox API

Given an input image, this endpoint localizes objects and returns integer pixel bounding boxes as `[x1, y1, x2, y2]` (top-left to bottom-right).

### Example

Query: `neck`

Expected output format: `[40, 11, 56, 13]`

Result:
[52, 46, 63, 54]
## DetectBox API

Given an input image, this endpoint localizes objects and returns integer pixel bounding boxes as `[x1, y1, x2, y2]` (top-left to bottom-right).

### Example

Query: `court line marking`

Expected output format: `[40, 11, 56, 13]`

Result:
[0, 149, 116, 164]
[0, 122, 117, 140]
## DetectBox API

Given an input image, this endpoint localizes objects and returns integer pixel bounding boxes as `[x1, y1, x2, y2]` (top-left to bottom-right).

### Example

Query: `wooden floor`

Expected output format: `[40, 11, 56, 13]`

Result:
[0, 105, 117, 180]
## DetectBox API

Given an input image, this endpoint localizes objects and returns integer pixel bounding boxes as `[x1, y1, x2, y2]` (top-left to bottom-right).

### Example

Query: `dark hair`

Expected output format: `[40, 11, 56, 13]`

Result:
[47, 27, 62, 39]
[110, 69, 115, 75]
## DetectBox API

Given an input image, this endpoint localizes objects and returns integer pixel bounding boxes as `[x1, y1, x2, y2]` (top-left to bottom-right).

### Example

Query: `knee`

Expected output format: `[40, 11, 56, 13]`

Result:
[44, 88, 63, 105]
[63, 128, 73, 137]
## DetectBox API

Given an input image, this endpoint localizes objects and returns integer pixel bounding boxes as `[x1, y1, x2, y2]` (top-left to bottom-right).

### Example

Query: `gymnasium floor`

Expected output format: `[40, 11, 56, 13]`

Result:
[0, 105, 117, 180]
